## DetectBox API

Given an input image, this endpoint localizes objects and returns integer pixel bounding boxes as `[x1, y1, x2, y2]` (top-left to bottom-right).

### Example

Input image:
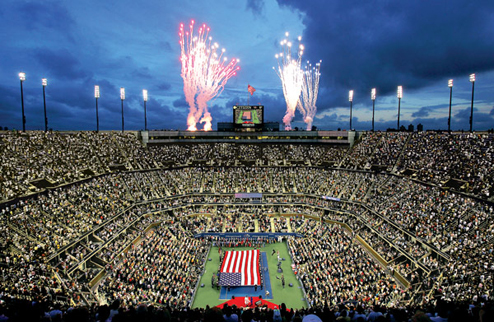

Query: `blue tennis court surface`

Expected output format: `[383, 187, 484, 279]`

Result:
[219, 251, 273, 300]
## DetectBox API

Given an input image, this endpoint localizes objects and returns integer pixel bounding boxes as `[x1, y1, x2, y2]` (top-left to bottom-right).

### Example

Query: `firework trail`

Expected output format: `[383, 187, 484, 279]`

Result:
[273, 32, 304, 130]
[297, 60, 322, 131]
[179, 20, 240, 131]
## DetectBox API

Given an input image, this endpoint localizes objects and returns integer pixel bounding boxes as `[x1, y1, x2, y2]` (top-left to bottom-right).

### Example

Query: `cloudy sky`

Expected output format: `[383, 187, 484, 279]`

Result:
[1, 0, 494, 131]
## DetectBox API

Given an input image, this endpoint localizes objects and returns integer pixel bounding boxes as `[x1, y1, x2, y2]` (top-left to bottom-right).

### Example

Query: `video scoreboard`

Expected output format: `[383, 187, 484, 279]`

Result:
[233, 105, 264, 130]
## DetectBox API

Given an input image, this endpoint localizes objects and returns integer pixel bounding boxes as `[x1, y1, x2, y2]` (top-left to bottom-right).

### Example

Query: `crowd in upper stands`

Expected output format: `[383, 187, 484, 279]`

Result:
[1, 129, 494, 320]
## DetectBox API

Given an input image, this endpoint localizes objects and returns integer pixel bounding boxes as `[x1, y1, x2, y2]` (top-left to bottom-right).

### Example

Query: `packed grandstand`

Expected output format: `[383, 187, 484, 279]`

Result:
[0, 130, 493, 321]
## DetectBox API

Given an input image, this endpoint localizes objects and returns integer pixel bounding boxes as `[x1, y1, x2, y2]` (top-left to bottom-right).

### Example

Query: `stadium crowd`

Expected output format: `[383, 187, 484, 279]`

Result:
[288, 225, 404, 307]
[1, 130, 494, 321]
[1, 297, 493, 321]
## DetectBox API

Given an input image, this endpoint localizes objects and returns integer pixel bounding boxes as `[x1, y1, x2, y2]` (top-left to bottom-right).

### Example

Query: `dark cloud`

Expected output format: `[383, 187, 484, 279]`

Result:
[411, 107, 431, 118]
[0, 85, 22, 130]
[159, 41, 173, 53]
[411, 104, 448, 118]
[156, 83, 172, 91]
[17, 1, 74, 32]
[449, 106, 494, 131]
[131, 67, 153, 80]
[490, 107, 494, 115]
[34, 48, 90, 80]
[173, 98, 188, 108]
[246, 0, 265, 15]
[278, 0, 494, 108]
[144, 97, 192, 131]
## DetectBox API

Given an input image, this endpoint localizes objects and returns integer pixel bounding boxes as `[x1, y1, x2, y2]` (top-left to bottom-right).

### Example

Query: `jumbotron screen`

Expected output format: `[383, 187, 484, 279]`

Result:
[233, 105, 264, 129]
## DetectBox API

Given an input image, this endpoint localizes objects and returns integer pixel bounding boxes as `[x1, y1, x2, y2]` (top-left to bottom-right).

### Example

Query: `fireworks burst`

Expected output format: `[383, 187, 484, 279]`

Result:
[179, 20, 240, 131]
[273, 32, 304, 130]
[298, 60, 322, 131]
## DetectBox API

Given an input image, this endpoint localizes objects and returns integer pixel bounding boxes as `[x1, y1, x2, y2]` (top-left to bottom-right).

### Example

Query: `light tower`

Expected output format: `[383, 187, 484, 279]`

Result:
[349, 90, 354, 130]
[469, 73, 475, 132]
[371, 88, 376, 131]
[448, 79, 453, 133]
[120, 87, 125, 133]
[143, 89, 148, 131]
[95, 85, 100, 132]
[19, 72, 26, 131]
[397, 86, 403, 130]
[42, 78, 48, 132]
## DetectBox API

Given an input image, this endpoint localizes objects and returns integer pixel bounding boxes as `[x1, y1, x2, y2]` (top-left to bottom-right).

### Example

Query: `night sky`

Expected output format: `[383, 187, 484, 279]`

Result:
[1, 0, 494, 131]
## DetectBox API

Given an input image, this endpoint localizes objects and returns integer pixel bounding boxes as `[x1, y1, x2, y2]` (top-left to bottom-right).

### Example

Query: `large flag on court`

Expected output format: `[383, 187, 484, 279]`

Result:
[219, 249, 261, 286]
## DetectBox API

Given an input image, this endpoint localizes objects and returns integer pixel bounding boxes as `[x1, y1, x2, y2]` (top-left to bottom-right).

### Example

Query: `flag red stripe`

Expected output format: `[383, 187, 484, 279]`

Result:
[220, 251, 230, 272]
[236, 250, 243, 272]
[244, 250, 250, 285]
[241, 251, 246, 285]
[253, 249, 258, 285]
[250, 250, 255, 285]
[256, 250, 261, 284]
[253, 250, 256, 285]
[228, 251, 237, 272]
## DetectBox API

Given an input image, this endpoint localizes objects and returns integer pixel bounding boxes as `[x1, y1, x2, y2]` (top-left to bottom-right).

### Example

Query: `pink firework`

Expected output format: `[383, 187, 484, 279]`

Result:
[297, 60, 322, 131]
[179, 20, 240, 131]
[273, 32, 304, 130]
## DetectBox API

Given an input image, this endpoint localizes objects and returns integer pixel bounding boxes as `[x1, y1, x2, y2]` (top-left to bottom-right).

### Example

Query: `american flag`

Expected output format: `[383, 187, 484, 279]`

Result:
[219, 250, 261, 286]
[247, 84, 256, 95]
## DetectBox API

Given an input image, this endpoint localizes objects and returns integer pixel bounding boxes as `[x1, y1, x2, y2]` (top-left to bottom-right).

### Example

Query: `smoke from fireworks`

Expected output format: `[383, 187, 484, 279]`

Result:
[179, 20, 240, 131]
[273, 32, 304, 130]
[297, 60, 322, 131]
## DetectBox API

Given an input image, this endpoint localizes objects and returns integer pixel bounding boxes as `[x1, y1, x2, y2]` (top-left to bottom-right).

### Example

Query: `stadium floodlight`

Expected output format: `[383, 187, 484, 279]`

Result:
[469, 74, 475, 132]
[42, 78, 48, 132]
[95, 85, 100, 98]
[371, 88, 376, 131]
[397, 86, 403, 130]
[19, 72, 26, 131]
[120, 88, 125, 133]
[95, 85, 100, 132]
[448, 79, 453, 132]
[143, 89, 148, 131]
[349, 90, 354, 130]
